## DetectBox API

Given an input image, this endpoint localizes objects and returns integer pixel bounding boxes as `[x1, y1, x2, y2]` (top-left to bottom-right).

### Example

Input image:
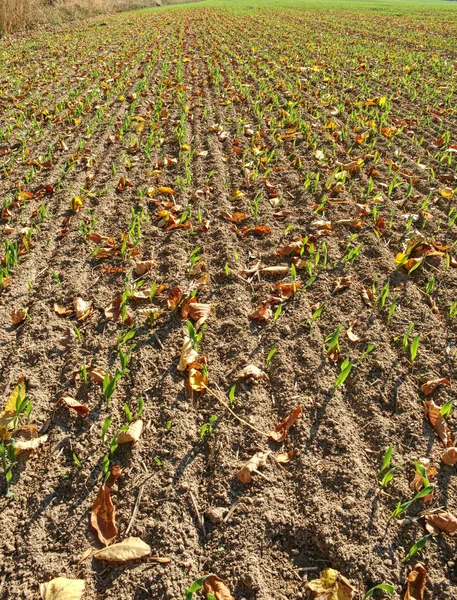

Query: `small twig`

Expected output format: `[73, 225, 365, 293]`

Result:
[297, 567, 319, 572]
[203, 383, 270, 438]
[189, 490, 206, 537]
[223, 499, 242, 523]
[125, 484, 144, 535]
[153, 331, 164, 350]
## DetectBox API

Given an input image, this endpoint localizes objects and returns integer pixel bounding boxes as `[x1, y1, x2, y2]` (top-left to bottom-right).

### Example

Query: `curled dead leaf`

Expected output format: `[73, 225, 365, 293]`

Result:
[93, 537, 151, 562]
[11, 308, 27, 324]
[275, 449, 295, 464]
[346, 321, 359, 343]
[134, 259, 154, 275]
[188, 365, 208, 391]
[260, 265, 290, 276]
[118, 420, 143, 444]
[249, 301, 272, 321]
[178, 335, 199, 371]
[236, 365, 270, 383]
[167, 287, 183, 310]
[360, 285, 375, 307]
[105, 295, 122, 321]
[269, 405, 302, 442]
[424, 511, 457, 536]
[274, 282, 302, 299]
[276, 240, 303, 256]
[404, 563, 426, 600]
[89, 369, 107, 384]
[308, 568, 356, 600]
[14, 434, 48, 452]
[57, 397, 89, 417]
[237, 451, 271, 483]
[58, 327, 77, 348]
[441, 447, 457, 465]
[410, 458, 437, 492]
[188, 302, 212, 330]
[420, 378, 450, 396]
[54, 303, 73, 316]
[424, 400, 453, 447]
[73, 297, 93, 321]
[91, 484, 117, 546]
[40, 577, 85, 600]
[333, 276, 354, 294]
[202, 575, 235, 600]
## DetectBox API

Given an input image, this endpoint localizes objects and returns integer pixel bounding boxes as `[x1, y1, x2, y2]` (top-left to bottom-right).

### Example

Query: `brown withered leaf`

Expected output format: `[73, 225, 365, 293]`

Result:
[424, 400, 453, 447]
[424, 511, 457, 536]
[11, 308, 27, 324]
[105, 465, 123, 488]
[180, 296, 196, 319]
[134, 259, 154, 275]
[420, 378, 450, 396]
[441, 447, 457, 465]
[410, 458, 437, 492]
[220, 211, 248, 223]
[236, 364, 270, 383]
[188, 302, 212, 330]
[188, 364, 208, 392]
[274, 282, 302, 299]
[167, 287, 183, 310]
[237, 451, 271, 483]
[58, 327, 76, 348]
[178, 336, 199, 371]
[346, 321, 359, 343]
[275, 449, 295, 464]
[89, 368, 107, 383]
[260, 265, 290, 276]
[276, 240, 303, 256]
[360, 285, 375, 307]
[91, 484, 117, 546]
[118, 420, 143, 444]
[202, 575, 235, 600]
[73, 297, 93, 321]
[93, 537, 150, 562]
[40, 577, 85, 600]
[249, 301, 272, 321]
[253, 225, 271, 236]
[53, 303, 73, 316]
[333, 276, 354, 294]
[404, 563, 426, 600]
[57, 397, 89, 417]
[269, 405, 302, 442]
[105, 295, 122, 321]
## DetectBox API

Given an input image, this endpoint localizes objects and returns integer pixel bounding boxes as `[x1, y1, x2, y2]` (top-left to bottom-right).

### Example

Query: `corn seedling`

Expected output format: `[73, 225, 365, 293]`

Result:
[362, 584, 395, 600]
[403, 534, 436, 562]
[199, 415, 217, 441]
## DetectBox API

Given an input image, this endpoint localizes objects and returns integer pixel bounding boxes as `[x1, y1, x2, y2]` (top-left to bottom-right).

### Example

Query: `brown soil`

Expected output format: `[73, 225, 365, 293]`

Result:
[0, 4, 457, 600]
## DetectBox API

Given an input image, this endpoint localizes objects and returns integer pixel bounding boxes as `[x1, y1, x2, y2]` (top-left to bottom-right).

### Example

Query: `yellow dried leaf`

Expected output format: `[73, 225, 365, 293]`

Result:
[93, 537, 150, 562]
[118, 420, 143, 444]
[308, 568, 356, 599]
[40, 577, 85, 600]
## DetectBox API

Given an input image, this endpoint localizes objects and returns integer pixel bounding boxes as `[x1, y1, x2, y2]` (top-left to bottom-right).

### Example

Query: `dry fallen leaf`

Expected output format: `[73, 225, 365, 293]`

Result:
[14, 434, 48, 452]
[249, 301, 272, 321]
[360, 285, 375, 306]
[237, 451, 271, 483]
[89, 369, 107, 384]
[188, 365, 208, 392]
[118, 420, 143, 444]
[276, 240, 303, 256]
[40, 577, 85, 600]
[410, 458, 437, 492]
[420, 378, 450, 396]
[73, 297, 93, 321]
[424, 400, 453, 447]
[269, 405, 302, 442]
[167, 287, 183, 310]
[58, 327, 77, 348]
[236, 364, 270, 383]
[134, 259, 154, 275]
[345, 321, 359, 343]
[57, 397, 89, 417]
[105, 295, 122, 321]
[93, 537, 151, 562]
[308, 568, 356, 600]
[424, 511, 457, 536]
[275, 282, 302, 299]
[333, 276, 354, 294]
[404, 563, 426, 600]
[260, 265, 290, 276]
[178, 335, 199, 371]
[275, 449, 295, 464]
[91, 484, 117, 546]
[11, 308, 27, 324]
[54, 303, 73, 316]
[188, 302, 212, 330]
[202, 575, 235, 600]
[441, 447, 457, 465]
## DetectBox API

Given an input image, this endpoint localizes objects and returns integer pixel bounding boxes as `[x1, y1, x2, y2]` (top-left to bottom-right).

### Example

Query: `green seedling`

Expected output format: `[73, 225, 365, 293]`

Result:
[325, 326, 343, 356]
[450, 300, 457, 319]
[266, 344, 277, 368]
[410, 334, 420, 363]
[403, 534, 436, 562]
[0, 440, 16, 497]
[310, 302, 325, 328]
[389, 485, 435, 521]
[199, 415, 217, 441]
[333, 358, 353, 391]
[440, 400, 453, 418]
[185, 574, 215, 600]
[362, 583, 395, 600]
[228, 385, 236, 408]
